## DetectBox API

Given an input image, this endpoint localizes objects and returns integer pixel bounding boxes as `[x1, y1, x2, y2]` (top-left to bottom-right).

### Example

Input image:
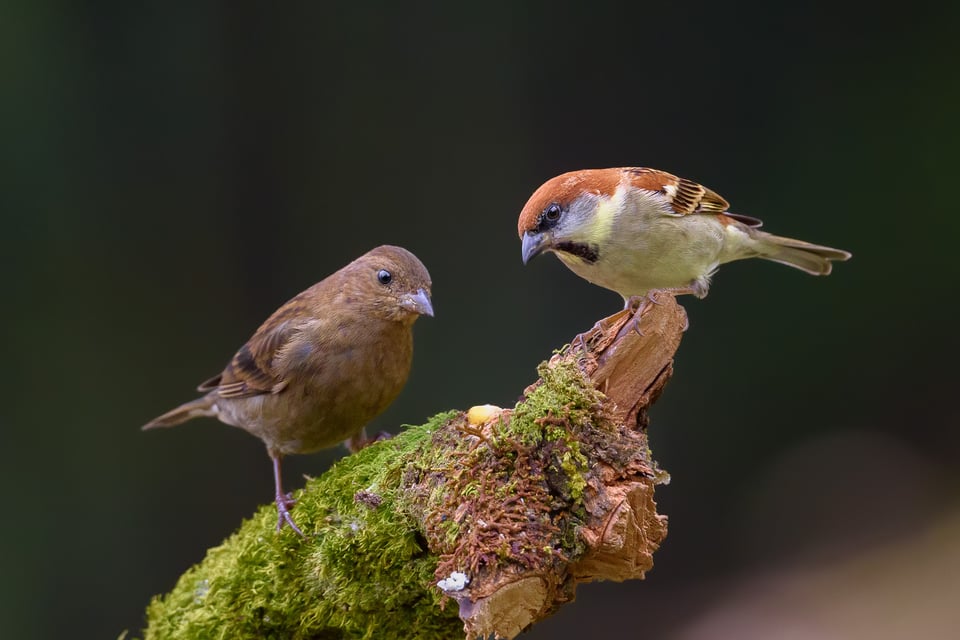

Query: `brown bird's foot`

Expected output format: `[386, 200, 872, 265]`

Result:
[278, 491, 297, 510]
[345, 430, 392, 454]
[275, 493, 305, 536]
[370, 430, 392, 444]
[271, 454, 305, 537]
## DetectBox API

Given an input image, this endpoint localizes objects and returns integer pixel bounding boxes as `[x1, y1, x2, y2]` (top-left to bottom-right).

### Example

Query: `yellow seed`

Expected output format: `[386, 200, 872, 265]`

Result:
[466, 404, 502, 426]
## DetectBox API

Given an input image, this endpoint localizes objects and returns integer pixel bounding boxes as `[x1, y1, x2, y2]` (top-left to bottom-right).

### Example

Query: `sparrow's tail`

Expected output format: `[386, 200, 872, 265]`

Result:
[753, 232, 851, 276]
[142, 396, 217, 430]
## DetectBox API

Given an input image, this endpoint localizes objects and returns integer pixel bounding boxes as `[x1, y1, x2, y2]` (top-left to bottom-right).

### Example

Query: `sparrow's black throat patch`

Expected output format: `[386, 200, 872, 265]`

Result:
[555, 241, 599, 264]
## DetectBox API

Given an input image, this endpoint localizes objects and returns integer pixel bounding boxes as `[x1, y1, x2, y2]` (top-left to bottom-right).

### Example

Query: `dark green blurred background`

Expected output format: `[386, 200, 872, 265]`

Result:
[3, 2, 959, 638]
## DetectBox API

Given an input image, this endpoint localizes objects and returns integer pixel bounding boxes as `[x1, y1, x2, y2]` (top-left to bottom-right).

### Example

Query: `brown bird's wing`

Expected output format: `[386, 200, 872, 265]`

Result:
[624, 167, 763, 227]
[198, 319, 302, 399]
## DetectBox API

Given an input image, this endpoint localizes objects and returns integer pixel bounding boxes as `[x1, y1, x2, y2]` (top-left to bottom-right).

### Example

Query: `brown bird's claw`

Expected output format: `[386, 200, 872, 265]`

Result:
[278, 491, 297, 510]
[275, 495, 305, 537]
[271, 454, 306, 537]
[371, 430, 393, 444]
[345, 430, 392, 453]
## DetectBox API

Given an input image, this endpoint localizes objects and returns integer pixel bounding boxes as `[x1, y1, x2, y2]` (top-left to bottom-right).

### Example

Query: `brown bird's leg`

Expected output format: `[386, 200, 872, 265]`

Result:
[345, 428, 392, 454]
[271, 453, 305, 537]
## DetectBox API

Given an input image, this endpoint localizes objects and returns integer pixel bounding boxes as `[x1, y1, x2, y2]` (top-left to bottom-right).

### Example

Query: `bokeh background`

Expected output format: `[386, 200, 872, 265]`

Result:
[3, 2, 959, 638]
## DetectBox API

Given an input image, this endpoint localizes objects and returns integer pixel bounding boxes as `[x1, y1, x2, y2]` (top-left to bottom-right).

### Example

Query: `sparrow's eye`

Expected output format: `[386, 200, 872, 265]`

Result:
[377, 269, 393, 285]
[544, 203, 562, 222]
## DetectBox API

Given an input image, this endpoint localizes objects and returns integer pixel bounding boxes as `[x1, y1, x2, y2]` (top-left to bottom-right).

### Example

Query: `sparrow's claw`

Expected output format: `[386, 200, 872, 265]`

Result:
[570, 315, 611, 353]
[626, 295, 654, 336]
[626, 288, 694, 335]
[570, 330, 590, 352]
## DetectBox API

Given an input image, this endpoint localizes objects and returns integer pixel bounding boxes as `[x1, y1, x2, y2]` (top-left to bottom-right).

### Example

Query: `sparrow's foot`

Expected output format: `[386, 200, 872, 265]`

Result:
[570, 328, 591, 353]
[628, 312, 646, 336]
[625, 295, 653, 336]
[627, 288, 695, 335]
[569, 315, 612, 353]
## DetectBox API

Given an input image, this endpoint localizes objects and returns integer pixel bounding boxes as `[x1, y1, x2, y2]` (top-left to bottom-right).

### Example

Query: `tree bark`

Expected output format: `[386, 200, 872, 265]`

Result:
[143, 298, 687, 640]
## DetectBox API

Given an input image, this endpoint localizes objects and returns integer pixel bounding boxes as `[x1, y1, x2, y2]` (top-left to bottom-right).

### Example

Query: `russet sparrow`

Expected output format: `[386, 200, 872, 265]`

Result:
[518, 168, 851, 308]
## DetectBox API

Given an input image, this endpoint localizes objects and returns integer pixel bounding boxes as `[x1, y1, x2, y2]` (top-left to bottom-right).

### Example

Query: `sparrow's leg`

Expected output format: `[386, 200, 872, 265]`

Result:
[271, 454, 305, 537]
[625, 294, 655, 336]
[571, 323, 599, 353]
[570, 312, 622, 354]
[627, 287, 696, 335]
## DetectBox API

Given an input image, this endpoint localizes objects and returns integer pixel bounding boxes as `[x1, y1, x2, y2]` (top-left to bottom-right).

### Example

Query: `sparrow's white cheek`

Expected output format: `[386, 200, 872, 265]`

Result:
[584, 188, 629, 245]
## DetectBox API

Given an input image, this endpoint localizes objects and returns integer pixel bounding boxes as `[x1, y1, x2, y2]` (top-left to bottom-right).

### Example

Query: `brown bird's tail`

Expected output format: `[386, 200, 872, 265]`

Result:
[753, 232, 851, 276]
[142, 396, 217, 430]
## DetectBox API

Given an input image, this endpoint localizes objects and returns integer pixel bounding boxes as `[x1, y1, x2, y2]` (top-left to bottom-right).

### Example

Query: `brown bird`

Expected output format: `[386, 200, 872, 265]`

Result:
[143, 245, 433, 535]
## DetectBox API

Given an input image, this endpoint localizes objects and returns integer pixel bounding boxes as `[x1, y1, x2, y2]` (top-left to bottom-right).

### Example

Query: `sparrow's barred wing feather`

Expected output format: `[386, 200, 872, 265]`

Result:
[673, 178, 729, 214]
[624, 167, 762, 227]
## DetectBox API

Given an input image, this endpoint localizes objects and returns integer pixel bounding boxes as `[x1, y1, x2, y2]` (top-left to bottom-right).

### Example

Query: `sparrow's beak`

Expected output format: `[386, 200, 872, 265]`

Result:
[521, 232, 549, 265]
[400, 288, 434, 317]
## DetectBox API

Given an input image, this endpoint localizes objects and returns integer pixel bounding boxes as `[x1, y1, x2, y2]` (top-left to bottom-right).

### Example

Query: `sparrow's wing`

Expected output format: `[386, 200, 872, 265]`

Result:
[624, 168, 763, 227]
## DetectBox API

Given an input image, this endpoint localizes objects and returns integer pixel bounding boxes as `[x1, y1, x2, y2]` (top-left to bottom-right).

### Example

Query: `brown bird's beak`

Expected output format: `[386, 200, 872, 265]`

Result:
[400, 288, 434, 317]
[521, 232, 549, 265]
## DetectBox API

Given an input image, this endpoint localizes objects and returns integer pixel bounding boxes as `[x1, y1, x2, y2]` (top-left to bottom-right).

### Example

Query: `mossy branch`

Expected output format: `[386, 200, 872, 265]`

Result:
[143, 299, 687, 640]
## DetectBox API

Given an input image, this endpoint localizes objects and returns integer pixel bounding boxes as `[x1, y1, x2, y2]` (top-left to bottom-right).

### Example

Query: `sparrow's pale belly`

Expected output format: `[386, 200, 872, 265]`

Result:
[560, 215, 727, 299]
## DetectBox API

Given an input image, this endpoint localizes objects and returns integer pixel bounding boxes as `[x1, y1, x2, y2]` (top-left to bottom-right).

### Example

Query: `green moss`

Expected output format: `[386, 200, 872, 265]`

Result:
[143, 358, 649, 639]
[409, 359, 611, 587]
[558, 442, 588, 501]
[144, 412, 463, 640]
[506, 359, 608, 446]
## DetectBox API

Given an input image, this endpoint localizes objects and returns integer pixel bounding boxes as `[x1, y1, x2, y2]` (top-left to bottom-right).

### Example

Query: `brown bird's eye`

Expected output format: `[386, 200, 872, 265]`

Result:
[544, 203, 562, 222]
[377, 269, 392, 285]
